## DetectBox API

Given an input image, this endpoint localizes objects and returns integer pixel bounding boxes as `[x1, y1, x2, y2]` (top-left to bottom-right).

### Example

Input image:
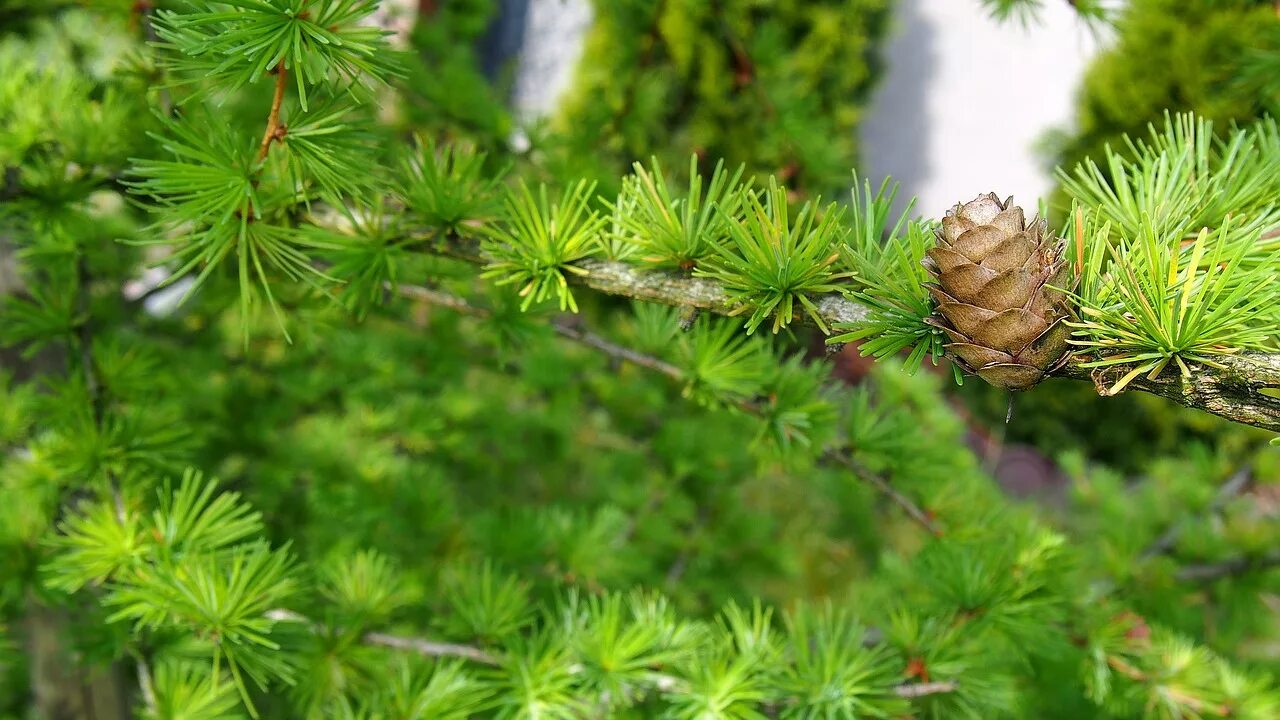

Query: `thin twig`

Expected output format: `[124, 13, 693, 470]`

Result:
[393, 283, 683, 379]
[825, 451, 941, 536]
[1176, 551, 1280, 583]
[392, 282, 939, 535]
[302, 208, 1280, 432]
[75, 255, 125, 523]
[268, 607, 502, 664]
[1140, 466, 1252, 561]
[256, 64, 289, 163]
[264, 607, 497, 666]
[265, 608, 310, 624]
[664, 505, 709, 584]
[393, 282, 487, 317]
[367, 630, 954, 698]
[271, 608, 952, 700]
[552, 319, 684, 381]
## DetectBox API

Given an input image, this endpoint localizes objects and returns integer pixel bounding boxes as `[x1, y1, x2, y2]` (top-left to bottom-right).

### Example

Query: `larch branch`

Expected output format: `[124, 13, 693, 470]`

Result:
[1058, 356, 1280, 434]
[301, 206, 1280, 432]
[269, 609, 953, 701]
[894, 680, 959, 698]
[363, 632, 501, 665]
[364, 631, 955, 699]
[411, 230, 1280, 432]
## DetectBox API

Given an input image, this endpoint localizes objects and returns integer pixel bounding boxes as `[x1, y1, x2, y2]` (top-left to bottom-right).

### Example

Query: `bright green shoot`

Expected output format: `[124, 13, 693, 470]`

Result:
[1058, 113, 1280, 246]
[127, 0, 407, 342]
[152, 0, 402, 109]
[830, 221, 949, 378]
[697, 179, 851, 335]
[480, 180, 605, 312]
[676, 315, 769, 408]
[612, 155, 748, 270]
[1068, 217, 1280, 394]
[396, 136, 505, 236]
[44, 472, 297, 718]
[776, 604, 908, 718]
[753, 355, 837, 455]
[601, 175, 643, 262]
[127, 112, 340, 339]
[843, 172, 915, 261]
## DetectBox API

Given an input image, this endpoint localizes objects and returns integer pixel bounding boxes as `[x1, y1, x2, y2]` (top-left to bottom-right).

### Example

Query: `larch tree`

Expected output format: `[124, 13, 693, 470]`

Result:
[1, 1, 1279, 719]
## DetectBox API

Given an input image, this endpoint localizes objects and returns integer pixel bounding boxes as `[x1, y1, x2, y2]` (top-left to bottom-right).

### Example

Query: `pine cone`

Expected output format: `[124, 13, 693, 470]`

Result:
[923, 193, 1072, 391]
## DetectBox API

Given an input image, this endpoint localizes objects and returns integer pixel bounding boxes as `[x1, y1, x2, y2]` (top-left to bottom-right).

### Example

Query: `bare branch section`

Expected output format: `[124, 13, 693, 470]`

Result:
[895, 680, 960, 698]
[418, 233, 1280, 432]
[272, 609, 954, 700]
[826, 452, 941, 536]
[367, 630, 957, 698]
[393, 283, 684, 380]
[425, 235, 870, 326]
[364, 631, 500, 665]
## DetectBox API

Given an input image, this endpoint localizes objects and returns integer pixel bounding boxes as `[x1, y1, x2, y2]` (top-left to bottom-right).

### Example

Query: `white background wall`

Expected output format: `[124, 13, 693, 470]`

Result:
[513, 0, 594, 119]
[508, 0, 1107, 219]
[859, 0, 1106, 219]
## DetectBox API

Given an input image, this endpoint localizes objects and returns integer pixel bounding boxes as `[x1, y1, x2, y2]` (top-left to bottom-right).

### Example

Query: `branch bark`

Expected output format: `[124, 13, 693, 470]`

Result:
[396, 230, 1280, 432]
[1176, 551, 1280, 583]
[365, 629, 956, 698]
[256, 64, 288, 163]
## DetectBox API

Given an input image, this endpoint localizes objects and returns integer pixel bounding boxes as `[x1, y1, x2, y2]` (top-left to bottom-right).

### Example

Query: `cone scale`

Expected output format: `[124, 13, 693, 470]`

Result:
[924, 193, 1072, 391]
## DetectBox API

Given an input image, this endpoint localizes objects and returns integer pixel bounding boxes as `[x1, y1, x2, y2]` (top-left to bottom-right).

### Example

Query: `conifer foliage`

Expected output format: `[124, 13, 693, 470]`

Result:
[552, 0, 892, 197]
[2, 1, 1280, 719]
